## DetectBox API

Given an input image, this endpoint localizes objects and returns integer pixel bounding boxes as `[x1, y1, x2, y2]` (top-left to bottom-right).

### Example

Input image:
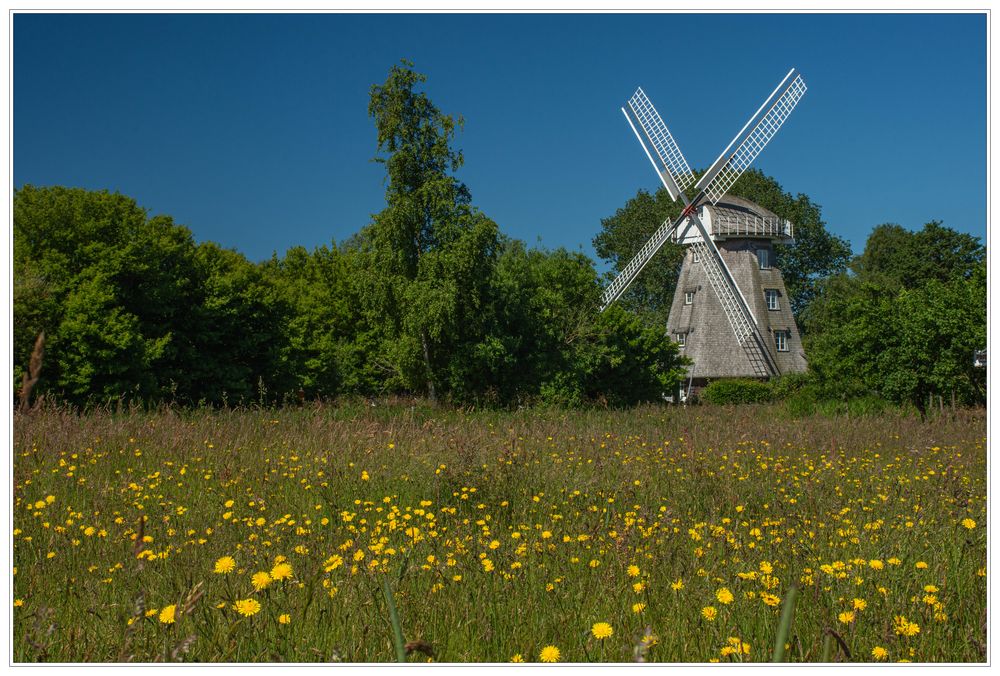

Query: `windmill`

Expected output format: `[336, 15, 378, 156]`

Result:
[601, 68, 809, 399]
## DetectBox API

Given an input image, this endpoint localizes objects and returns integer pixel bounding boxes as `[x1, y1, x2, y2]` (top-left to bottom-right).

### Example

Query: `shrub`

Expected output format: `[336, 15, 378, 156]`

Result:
[701, 378, 773, 405]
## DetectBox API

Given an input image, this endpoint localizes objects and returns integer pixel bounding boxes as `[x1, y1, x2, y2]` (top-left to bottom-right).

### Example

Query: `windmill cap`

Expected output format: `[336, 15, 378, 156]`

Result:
[706, 195, 784, 223]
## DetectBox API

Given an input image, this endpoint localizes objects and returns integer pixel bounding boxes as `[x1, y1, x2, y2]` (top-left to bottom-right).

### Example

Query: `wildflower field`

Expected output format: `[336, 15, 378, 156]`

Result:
[12, 401, 987, 663]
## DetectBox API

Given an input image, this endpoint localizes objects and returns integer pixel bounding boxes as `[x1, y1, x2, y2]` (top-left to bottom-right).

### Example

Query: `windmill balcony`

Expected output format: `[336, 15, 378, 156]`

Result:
[671, 196, 796, 245]
[711, 214, 793, 240]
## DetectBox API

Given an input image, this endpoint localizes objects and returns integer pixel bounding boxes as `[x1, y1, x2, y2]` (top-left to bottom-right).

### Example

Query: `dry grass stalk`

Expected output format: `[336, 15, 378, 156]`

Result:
[180, 581, 205, 617]
[17, 331, 44, 413]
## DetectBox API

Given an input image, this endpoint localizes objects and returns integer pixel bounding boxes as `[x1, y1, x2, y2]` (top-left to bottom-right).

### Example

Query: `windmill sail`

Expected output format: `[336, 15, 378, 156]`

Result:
[623, 88, 695, 202]
[694, 69, 807, 205]
[600, 213, 683, 311]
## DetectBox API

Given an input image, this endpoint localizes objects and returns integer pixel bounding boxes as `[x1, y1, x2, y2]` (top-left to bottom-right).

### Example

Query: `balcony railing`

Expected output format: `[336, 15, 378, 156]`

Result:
[712, 215, 793, 239]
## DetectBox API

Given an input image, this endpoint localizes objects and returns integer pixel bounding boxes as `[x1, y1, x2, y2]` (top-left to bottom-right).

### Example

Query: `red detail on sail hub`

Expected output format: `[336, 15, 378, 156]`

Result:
[682, 204, 696, 218]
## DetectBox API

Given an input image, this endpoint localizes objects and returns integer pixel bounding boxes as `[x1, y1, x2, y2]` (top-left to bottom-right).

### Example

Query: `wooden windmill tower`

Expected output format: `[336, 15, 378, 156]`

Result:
[601, 69, 809, 399]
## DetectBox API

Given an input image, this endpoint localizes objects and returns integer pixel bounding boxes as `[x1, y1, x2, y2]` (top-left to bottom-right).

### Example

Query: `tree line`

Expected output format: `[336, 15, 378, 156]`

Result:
[13, 61, 986, 412]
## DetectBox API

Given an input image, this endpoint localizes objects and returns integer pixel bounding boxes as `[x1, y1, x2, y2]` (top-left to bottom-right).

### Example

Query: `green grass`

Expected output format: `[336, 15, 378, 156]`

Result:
[12, 400, 986, 662]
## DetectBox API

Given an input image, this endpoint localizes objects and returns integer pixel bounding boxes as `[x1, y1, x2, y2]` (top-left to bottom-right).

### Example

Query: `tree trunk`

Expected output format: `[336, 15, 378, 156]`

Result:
[420, 329, 437, 403]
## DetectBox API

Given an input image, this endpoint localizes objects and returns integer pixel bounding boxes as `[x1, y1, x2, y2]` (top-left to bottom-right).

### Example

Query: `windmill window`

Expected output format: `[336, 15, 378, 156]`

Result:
[676, 332, 687, 347]
[774, 330, 789, 352]
[692, 251, 700, 263]
[765, 289, 779, 310]
[685, 291, 694, 305]
[757, 248, 771, 270]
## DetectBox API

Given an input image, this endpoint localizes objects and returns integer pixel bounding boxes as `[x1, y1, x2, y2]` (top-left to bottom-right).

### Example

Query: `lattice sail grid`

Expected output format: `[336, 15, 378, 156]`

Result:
[703, 75, 807, 204]
[627, 88, 696, 193]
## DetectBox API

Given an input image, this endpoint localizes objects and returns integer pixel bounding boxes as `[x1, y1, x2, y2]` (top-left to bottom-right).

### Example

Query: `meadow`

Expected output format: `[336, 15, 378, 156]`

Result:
[12, 400, 987, 663]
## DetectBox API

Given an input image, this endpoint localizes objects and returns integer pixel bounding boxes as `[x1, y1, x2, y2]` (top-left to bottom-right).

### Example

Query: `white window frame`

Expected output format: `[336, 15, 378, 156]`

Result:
[757, 248, 771, 270]
[676, 332, 687, 347]
[692, 250, 700, 263]
[774, 330, 788, 352]
[765, 289, 779, 311]
[684, 291, 694, 305]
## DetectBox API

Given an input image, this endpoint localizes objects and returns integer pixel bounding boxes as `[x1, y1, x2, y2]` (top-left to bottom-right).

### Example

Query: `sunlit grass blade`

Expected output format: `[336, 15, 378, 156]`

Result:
[381, 576, 407, 663]
[771, 584, 798, 662]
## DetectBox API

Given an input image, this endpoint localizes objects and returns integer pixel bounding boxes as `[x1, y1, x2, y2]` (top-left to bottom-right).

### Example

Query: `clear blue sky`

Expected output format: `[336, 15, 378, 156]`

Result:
[14, 12, 986, 266]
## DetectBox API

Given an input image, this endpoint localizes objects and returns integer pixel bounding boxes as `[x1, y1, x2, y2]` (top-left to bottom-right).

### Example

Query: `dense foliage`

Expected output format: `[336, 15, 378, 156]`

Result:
[699, 378, 774, 405]
[13, 62, 687, 409]
[803, 222, 986, 414]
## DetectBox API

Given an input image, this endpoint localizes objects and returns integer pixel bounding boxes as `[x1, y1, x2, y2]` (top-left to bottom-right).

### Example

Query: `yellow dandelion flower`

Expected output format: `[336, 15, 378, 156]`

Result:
[214, 556, 236, 574]
[159, 605, 177, 624]
[701, 606, 717, 621]
[251, 571, 272, 591]
[961, 518, 977, 530]
[671, 579, 684, 590]
[872, 646, 888, 660]
[627, 565, 640, 577]
[510, 654, 524, 663]
[716, 587, 734, 604]
[270, 562, 293, 581]
[591, 622, 613, 639]
[893, 615, 920, 637]
[278, 613, 291, 624]
[838, 611, 855, 624]
[915, 561, 928, 570]
[853, 598, 867, 611]
[13, 599, 23, 607]
[869, 559, 884, 570]
[632, 602, 646, 614]
[234, 598, 262, 617]
[539, 645, 560, 662]
[761, 593, 780, 607]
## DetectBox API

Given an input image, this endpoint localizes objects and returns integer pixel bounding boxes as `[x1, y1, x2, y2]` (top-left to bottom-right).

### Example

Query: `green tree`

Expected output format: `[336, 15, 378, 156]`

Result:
[14, 186, 203, 403]
[13, 185, 295, 406]
[188, 242, 294, 405]
[473, 240, 687, 407]
[852, 220, 984, 289]
[362, 60, 500, 402]
[805, 260, 986, 414]
[263, 242, 383, 398]
[881, 263, 987, 412]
